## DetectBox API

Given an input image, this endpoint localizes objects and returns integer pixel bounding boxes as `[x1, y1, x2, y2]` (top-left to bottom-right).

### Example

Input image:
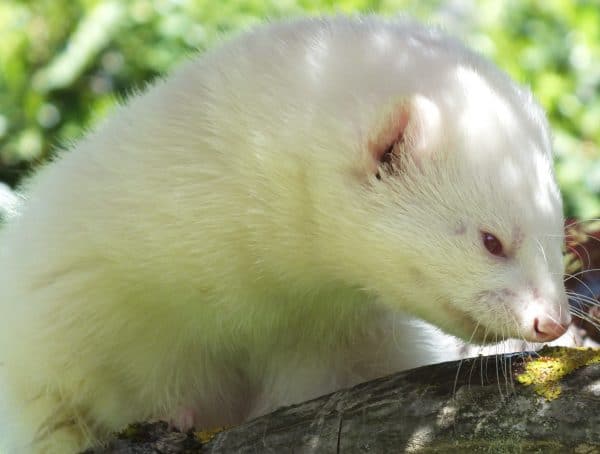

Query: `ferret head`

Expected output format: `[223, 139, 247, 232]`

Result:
[326, 62, 571, 345]
[233, 18, 570, 345]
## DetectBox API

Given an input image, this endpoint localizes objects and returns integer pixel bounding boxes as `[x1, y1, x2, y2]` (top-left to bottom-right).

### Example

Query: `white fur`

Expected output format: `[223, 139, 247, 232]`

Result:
[0, 16, 568, 453]
[0, 183, 19, 220]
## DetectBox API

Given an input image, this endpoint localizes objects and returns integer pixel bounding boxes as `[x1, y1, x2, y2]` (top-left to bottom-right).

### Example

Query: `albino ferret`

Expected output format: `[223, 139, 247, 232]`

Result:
[0, 16, 571, 453]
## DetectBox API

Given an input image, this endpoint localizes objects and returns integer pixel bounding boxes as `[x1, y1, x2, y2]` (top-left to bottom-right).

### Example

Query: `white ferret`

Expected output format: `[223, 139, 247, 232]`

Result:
[0, 15, 571, 453]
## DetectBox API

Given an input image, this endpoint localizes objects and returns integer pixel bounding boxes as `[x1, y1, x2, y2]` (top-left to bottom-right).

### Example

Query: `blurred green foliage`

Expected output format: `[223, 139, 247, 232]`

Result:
[0, 0, 598, 217]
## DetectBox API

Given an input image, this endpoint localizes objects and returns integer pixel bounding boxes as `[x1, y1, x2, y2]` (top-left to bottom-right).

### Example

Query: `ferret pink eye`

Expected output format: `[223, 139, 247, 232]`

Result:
[481, 231, 505, 257]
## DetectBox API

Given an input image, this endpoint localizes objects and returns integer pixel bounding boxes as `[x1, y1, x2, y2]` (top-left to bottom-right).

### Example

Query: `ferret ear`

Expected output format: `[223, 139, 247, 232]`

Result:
[367, 95, 441, 180]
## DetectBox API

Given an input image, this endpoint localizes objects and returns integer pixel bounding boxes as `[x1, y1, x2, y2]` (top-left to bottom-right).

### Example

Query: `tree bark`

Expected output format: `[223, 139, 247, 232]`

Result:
[87, 347, 600, 453]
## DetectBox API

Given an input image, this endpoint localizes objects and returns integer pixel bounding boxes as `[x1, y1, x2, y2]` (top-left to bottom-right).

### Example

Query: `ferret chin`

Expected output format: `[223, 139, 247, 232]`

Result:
[0, 15, 570, 453]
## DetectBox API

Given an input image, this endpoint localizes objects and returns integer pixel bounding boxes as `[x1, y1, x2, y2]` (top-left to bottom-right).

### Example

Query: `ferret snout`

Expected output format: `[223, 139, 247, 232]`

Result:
[532, 314, 571, 342]
[517, 291, 572, 342]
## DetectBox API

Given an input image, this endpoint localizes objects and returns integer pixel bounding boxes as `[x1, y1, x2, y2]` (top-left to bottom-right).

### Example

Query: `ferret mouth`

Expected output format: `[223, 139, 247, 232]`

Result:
[439, 302, 497, 344]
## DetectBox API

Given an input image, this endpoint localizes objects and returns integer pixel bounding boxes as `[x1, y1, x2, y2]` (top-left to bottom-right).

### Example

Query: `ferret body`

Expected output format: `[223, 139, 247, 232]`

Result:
[0, 16, 570, 453]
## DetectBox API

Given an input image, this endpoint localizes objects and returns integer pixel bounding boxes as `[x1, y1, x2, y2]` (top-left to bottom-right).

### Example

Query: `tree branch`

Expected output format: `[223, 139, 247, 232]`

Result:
[86, 347, 600, 453]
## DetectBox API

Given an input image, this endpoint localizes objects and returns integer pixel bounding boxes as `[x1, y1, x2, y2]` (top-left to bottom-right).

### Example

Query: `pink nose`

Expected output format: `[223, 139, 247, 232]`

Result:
[533, 316, 571, 342]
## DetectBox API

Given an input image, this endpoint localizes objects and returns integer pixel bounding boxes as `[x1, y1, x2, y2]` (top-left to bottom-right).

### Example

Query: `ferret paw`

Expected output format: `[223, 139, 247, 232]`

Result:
[168, 407, 199, 432]
[0, 392, 91, 454]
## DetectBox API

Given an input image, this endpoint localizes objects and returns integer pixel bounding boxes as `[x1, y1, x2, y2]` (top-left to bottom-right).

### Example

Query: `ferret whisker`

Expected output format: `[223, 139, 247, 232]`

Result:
[565, 268, 600, 280]
[507, 352, 515, 395]
[572, 235, 600, 248]
[482, 327, 495, 388]
[565, 244, 593, 269]
[494, 348, 505, 399]
[566, 291, 600, 306]
[452, 356, 466, 398]
[565, 218, 600, 227]
[535, 238, 548, 266]
[501, 320, 514, 395]
[490, 329, 500, 394]
[579, 234, 600, 245]
[466, 319, 483, 345]
[564, 322, 581, 345]
[479, 348, 485, 389]
[569, 310, 600, 332]
[465, 322, 485, 390]
[572, 311, 599, 325]
[566, 296, 600, 313]
[546, 312, 562, 326]
[504, 324, 515, 395]
[488, 328, 506, 396]
[568, 307, 588, 318]
[504, 308, 525, 395]
[566, 293, 600, 328]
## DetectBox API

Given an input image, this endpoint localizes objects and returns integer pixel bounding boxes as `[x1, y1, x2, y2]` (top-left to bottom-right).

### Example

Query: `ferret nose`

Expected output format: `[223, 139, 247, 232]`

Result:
[533, 315, 571, 342]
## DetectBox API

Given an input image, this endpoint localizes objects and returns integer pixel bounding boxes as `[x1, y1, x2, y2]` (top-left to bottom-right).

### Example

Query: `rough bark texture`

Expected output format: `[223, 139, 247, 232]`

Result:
[86, 347, 600, 453]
